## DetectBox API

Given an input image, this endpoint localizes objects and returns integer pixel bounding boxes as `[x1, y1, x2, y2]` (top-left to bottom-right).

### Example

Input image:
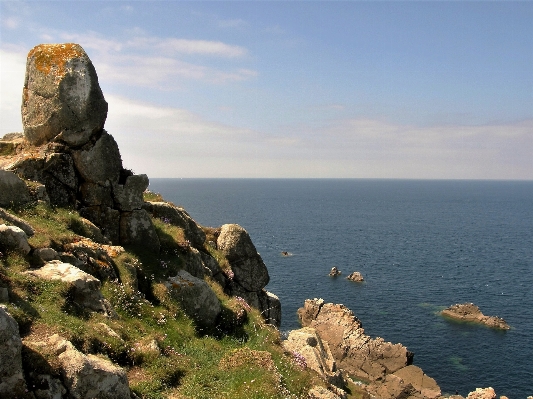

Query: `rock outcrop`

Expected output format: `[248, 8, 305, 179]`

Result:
[283, 327, 344, 388]
[166, 270, 222, 329]
[0, 306, 27, 396]
[0, 170, 31, 206]
[24, 261, 115, 316]
[298, 298, 414, 383]
[328, 267, 341, 277]
[0, 224, 31, 254]
[216, 223, 281, 327]
[441, 303, 510, 330]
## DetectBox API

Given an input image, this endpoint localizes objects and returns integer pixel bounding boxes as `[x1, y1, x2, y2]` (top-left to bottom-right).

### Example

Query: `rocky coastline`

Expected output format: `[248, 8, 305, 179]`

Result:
[0, 43, 528, 399]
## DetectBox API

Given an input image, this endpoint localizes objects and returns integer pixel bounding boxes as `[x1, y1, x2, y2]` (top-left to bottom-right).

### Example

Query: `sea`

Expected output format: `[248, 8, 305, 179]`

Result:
[148, 178, 533, 398]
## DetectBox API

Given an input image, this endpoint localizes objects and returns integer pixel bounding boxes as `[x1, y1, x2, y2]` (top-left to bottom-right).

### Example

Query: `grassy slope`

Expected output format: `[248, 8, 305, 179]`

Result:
[0, 197, 367, 399]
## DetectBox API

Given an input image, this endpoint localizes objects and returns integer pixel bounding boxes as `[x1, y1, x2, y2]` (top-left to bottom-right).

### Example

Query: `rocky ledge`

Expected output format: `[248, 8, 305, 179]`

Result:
[441, 303, 510, 330]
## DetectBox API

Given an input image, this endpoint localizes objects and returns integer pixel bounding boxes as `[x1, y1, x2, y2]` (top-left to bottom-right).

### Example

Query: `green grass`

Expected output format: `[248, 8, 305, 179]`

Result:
[1, 201, 334, 399]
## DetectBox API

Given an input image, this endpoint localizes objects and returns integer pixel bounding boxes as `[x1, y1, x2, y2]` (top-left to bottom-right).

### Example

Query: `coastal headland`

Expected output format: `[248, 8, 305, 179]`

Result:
[0, 43, 527, 399]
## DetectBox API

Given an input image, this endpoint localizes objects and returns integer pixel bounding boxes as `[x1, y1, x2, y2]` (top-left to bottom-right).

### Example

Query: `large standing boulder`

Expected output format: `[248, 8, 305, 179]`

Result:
[72, 131, 122, 185]
[217, 224, 269, 292]
[0, 170, 31, 206]
[21, 43, 108, 147]
[0, 306, 27, 396]
[298, 299, 414, 382]
[166, 270, 221, 329]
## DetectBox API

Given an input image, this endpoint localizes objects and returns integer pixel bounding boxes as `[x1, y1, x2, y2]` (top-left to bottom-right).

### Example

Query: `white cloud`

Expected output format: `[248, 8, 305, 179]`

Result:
[1, 16, 20, 30]
[158, 38, 246, 57]
[0, 47, 26, 133]
[46, 30, 256, 87]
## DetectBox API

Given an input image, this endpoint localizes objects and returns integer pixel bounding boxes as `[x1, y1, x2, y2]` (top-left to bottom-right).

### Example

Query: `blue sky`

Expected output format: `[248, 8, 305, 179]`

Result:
[1, 1, 532, 179]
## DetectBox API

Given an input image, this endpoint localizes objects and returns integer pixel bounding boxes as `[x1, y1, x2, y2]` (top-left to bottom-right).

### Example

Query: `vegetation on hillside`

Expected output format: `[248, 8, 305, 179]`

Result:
[0, 196, 367, 399]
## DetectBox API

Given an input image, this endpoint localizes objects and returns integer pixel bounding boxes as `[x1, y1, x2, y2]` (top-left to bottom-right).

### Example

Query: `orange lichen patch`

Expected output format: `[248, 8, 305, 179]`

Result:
[27, 43, 85, 77]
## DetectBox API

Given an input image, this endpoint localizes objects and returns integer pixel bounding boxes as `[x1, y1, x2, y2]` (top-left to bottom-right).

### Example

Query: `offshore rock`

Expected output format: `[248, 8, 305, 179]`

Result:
[441, 303, 510, 330]
[0, 307, 27, 396]
[346, 271, 364, 282]
[217, 223, 269, 292]
[0, 170, 31, 206]
[298, 299, 414, 382]
[22, 43, 107, 147]
[166, 270, 222, 329]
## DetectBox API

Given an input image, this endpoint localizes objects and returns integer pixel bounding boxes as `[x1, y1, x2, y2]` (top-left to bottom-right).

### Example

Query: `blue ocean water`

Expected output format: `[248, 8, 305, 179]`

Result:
[148, 178, 533, 398]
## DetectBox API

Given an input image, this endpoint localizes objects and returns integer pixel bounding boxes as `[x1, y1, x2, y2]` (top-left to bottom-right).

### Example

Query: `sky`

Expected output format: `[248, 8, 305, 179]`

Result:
[1, 1, 532, 179]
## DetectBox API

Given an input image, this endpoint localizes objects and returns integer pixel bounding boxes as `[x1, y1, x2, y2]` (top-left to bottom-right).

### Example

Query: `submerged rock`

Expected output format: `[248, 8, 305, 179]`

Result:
[441, 303, 510, 330]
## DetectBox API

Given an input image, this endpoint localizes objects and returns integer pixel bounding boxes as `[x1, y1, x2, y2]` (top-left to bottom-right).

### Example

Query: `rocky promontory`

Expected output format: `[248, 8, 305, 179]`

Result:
[441, 303, 510, 330]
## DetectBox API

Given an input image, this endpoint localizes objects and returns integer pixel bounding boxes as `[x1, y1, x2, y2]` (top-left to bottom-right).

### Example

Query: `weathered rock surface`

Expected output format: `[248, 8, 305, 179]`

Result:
[346, 271, 364, 282]
[79, 206, 121, 244]
[227, 282, 282, 327]
[393, 365, 441, 399]
[72, 130, 122, 185]
[364, 373, 421, 399]
[61, 237, 124, 281]
[0, 170, 31, 206]
[24, 261, 115, 315]
[328, 267, 341, 277]
[467, 387, 497, 399]
[0, 224, 31, 254]
[113, 174, 148, 211]
[283, 327, 344, 388]
[45, 334, 131, 399]
[22, 43, 107, 147]
[308, 385, 347, 399]
[217, 223, 269, 292]
[119, 209, 160, 253]
[0, 207, 35, 236]
[166, 270, 222, 329]
[298, 298, 414, 382]
[143, 201, 206, 249]
[0, 306, 27, 396]
[441, 303, 510, 330]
